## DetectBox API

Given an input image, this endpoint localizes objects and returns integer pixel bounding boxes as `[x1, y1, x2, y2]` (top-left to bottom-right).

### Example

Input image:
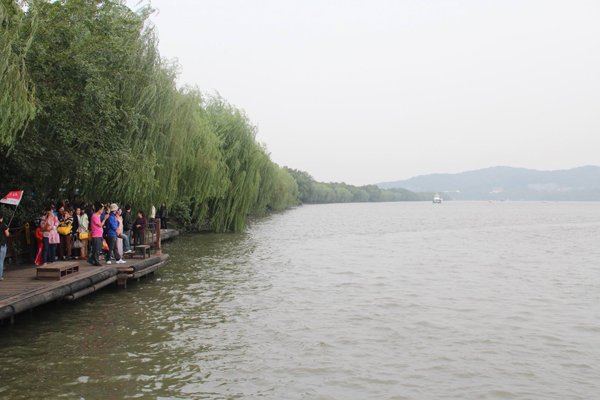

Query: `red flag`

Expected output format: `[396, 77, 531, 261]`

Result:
[0, 191, 24, 206]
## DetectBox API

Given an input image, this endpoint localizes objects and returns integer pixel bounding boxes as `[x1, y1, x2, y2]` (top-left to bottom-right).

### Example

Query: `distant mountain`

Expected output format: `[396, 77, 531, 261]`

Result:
[377, 166, 600, 201]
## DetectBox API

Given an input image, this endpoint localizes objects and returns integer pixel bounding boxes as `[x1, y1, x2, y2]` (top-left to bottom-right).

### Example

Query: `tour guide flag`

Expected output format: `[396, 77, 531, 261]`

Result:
[0, 191, 24, 206]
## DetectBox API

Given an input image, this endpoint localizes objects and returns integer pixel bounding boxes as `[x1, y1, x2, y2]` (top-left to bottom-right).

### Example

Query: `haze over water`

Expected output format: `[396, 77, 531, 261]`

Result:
[0, 202, 599, 399]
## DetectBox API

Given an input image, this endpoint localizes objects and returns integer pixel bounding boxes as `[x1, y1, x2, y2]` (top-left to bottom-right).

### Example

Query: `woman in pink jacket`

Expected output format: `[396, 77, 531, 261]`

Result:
[40, 208, 59, 265]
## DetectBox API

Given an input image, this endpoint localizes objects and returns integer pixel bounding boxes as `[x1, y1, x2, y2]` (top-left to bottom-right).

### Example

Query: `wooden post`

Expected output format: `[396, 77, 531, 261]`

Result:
[155, 218, 162, 255]
[117, 273, 128, 289]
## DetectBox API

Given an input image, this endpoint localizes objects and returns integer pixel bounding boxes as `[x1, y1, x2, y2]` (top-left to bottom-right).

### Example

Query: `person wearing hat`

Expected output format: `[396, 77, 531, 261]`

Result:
[105, 204, 126, 265]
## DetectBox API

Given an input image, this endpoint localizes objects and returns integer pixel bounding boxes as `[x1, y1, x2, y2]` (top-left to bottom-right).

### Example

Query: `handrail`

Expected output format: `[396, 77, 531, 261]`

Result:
[5, 225, 32, 265]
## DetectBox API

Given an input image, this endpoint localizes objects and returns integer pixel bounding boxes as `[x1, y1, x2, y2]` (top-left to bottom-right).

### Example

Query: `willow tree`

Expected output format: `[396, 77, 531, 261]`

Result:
[95, 1, 228, 215]
[2, 0, 300, 228]
[0, 0, 36, 148]
[268, 165, 299, 209]
[11, 0, 226, 210]
[205, 95, 266, 232]
[253, 158, 299, 212]
[14, 0, 144, 198]
[251, 150, 277, 213]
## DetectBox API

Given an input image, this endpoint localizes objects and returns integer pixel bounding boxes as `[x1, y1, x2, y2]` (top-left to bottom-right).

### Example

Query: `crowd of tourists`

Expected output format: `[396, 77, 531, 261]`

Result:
[0, 200, 169, 280]
[34, 200, 169, 267]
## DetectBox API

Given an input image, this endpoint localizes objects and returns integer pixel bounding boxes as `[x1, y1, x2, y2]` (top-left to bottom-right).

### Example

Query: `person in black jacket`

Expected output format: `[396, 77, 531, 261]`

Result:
[133, 211, 147, 246]
[159, 202, 168, 231]
[71, 208, 80, 259]
[122, 204, 133, 254]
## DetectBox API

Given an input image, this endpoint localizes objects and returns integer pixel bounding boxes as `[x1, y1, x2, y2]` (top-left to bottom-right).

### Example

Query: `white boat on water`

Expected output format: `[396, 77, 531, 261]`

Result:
[433, 194, 442, 204]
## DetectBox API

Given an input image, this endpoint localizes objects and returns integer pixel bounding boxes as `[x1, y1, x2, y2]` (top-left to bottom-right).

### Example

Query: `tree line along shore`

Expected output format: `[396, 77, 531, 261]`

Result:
[1, 0, 436, 232]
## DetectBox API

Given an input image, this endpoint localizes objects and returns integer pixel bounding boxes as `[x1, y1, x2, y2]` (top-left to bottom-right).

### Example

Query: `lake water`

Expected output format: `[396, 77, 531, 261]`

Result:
[0, 201, 599, 399]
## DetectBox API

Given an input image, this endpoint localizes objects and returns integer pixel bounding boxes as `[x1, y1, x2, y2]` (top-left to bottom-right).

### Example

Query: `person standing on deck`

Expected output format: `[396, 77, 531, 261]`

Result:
[84, 206, 93, 257]
[34, 225, 44, 265]
[149, 205, 156, 232]
[105, 204, 126, 265]
[70, 207, 80, 260]
[0, 214, 9, 281]
[75, 207, 89, 260]
[122, 205, 133, 254]
[56, 205, 64, 222]
[41, 208, 59, 264]
[159, 202, 168, 231]
[115, 208, 127, 256]
[133, 210, 147, 246]
[88, 202, 108, 267]
[58, 207, 73, 260]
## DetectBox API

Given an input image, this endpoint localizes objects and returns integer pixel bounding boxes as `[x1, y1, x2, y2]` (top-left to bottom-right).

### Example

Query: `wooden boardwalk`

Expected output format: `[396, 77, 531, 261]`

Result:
[0, 255, 170, 322]
[0, 261, 111, 301]
[0, 229, 179, 323]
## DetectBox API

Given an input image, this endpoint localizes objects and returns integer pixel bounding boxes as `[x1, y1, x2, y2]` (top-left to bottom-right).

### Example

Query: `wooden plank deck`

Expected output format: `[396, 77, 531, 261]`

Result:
[0, 228, 178, 323]
[0, 254, 170, 322]
[0, 261, 113, 302]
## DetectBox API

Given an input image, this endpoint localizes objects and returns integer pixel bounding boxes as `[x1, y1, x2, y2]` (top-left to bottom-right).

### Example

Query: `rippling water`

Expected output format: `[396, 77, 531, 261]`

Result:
[0, 201, 599, 399]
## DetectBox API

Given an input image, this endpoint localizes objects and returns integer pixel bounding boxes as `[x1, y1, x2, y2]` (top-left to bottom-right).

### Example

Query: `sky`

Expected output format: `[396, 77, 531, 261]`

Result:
[127, 0, 600, 186]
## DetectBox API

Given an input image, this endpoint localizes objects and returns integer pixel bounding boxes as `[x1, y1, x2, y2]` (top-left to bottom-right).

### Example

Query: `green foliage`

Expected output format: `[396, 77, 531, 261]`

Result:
[0, 0, 298, 230]
[284, 168, 314, 202]
[0, 0, 36, 147]
[168, 198, 192, 230]
[285, 170, 439, 204]
[352, 189, 370, 202]
[205, 95, 298, 231]
[269, 167, 299, 209]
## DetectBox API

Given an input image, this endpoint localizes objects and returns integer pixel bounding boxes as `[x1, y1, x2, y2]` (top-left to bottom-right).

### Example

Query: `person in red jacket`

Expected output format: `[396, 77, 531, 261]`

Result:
[34, 226, 44, 265]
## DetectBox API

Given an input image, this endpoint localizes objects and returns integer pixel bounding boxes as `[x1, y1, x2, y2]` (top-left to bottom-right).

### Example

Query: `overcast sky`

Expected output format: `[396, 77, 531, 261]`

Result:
[127, 0, 600, 185]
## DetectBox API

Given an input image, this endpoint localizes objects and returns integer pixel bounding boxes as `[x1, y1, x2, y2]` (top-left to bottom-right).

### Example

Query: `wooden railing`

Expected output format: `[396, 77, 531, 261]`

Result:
[6, 225, 33, 266]
[144, 218, 162, 255]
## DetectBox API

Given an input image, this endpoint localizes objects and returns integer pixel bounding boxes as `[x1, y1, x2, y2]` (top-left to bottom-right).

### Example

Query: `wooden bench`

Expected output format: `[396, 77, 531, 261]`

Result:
[132, 245, 151, 259]
[36, 263, 80, 281]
